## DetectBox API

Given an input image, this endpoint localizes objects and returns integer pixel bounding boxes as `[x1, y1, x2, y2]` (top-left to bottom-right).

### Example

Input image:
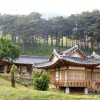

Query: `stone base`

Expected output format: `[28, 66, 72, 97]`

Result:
[65, 87, 70, 94]
[84, 87, 88, 95]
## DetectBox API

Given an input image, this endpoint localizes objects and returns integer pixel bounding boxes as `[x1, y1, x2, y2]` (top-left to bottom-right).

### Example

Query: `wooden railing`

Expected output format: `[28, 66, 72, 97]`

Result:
[54, 80, 95, 87]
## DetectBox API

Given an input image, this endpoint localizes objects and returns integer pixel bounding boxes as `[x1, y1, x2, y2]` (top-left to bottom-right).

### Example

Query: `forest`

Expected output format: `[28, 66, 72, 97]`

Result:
[0, 10, 100, 56]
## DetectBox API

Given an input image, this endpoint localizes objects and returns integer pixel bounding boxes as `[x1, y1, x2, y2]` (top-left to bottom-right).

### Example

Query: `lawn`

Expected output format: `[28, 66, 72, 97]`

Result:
[0, 76, 100, 100]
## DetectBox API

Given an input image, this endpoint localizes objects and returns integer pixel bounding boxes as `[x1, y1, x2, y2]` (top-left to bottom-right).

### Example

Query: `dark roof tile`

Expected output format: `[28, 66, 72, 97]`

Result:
[14, 55, 48, 65]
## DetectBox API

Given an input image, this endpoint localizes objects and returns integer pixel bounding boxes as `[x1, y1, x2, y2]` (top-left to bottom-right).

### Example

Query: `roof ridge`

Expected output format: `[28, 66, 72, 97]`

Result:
[61, 45, 78, 55]
[53, 49, 61, 59]
[20, 55, 48, 58]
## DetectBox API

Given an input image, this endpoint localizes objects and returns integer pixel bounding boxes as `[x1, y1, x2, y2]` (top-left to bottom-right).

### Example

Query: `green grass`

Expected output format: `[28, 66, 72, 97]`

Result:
[0, 75, 100, 100]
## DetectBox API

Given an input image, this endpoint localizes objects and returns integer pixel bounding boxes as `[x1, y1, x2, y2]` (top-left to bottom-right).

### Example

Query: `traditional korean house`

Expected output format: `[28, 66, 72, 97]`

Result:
[34, 45, 100, 94]
[0, 55, 48, 74]
[13, 55, 48, 74]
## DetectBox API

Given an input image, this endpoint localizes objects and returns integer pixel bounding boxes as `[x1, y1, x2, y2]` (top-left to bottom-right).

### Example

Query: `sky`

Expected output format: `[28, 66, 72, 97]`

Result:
[0, 0, 100, 18]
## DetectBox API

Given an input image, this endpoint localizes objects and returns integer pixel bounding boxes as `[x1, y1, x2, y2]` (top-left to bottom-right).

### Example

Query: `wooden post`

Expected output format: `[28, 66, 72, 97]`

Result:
[19, 66, 22, 74]
[85, 67, 87, 80]
[28, 65, 32, 74]
[4, 65, 7, 73]
[56, 68, 59, 81]
[91, 69, 93, 81]
[67, 66, 69, 81]
[59, 69, 61, 81]
[65, 67, 67, 81]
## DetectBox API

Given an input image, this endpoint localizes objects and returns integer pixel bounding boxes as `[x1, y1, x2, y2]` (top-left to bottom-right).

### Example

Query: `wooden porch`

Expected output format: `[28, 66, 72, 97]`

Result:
[54, 81, 100, 89]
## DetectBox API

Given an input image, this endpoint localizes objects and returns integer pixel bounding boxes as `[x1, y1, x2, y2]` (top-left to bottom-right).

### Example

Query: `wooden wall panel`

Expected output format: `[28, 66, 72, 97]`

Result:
[21, 67, 27, 72]
[68, 70, 85, 81]
[48, 71, 55, 81]
[87, 71, 91, 80]
[93, 72, 100, 81]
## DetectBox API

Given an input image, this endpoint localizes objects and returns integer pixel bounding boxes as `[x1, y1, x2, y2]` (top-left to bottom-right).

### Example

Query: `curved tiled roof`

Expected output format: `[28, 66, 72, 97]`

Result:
[63, 56, 100, 65]
[61, 45, 78, 55]
[34, 60, 58, 68]
[61, 45, 86, 58]
[14, 55, 48, 65]
[91, 52, 100, 59]
[34, 56, 100, 68]
[34, 46, 100, 68]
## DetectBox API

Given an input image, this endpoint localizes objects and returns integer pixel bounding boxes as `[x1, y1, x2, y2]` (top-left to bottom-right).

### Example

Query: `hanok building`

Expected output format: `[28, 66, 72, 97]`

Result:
[34, 45, 100, 94]
[0, 55, 48, 74]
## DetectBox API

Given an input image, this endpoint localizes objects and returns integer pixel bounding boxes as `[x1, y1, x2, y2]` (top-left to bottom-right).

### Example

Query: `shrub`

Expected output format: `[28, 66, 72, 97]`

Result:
[32, 72, 50, 91]
[10, 64, 18, 87]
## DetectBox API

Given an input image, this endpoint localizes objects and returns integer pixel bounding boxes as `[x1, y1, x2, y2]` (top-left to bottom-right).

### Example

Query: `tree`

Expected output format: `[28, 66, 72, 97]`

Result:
[0, 35, 20, 87]
[32, 72, 50, 91]
[0, 35, 20, 62]
[0, 11, 99, 54]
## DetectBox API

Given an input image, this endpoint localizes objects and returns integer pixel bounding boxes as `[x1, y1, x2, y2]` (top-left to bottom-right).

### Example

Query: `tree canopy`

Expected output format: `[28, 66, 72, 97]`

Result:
[0, 10, 99, 55]
[0, 35, 20, 61]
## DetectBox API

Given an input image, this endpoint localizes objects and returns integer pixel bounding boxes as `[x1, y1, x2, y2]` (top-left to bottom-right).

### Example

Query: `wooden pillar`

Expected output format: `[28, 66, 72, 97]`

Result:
[56, 68, 60, 81]
[85, 67, 87, 80]
[55, 69, 56, 81]
[56, 68, 59, 81]
[30, 65, 32, 74]
[59, 68, 61, 81]
[67, 66, 69, 81]
[91, 69, 93, 81]
[65, 67, 67, 81]
[26, 66, 28, 73]
[19, 66, 22, 74]
[6, 64, 10, 73]
[27, 65, 33, 74]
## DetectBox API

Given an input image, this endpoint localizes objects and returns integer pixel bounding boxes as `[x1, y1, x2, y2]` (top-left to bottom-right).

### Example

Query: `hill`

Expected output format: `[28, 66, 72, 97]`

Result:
[0, 77, 100, 100]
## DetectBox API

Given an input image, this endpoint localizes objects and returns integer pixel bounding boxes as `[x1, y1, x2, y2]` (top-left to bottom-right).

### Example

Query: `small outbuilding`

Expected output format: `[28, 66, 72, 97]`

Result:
[0, 55, 48, 74]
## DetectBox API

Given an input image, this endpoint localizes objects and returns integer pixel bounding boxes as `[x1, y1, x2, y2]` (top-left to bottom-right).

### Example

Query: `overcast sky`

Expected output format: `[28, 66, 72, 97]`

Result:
[0, 0, 100, 18]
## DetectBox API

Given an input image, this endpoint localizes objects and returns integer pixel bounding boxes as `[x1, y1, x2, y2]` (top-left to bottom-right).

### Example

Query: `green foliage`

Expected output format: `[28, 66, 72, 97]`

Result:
[0, 11, 100, 55]
[11, 64, 18, 72]
[21, 43, 68, 56]
[0, 35, 20, 61]
[32, 72, 50, 91]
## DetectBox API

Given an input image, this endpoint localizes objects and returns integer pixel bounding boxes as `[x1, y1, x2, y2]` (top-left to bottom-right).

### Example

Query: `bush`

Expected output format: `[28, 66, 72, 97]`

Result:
[32, 72, 50, 91]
